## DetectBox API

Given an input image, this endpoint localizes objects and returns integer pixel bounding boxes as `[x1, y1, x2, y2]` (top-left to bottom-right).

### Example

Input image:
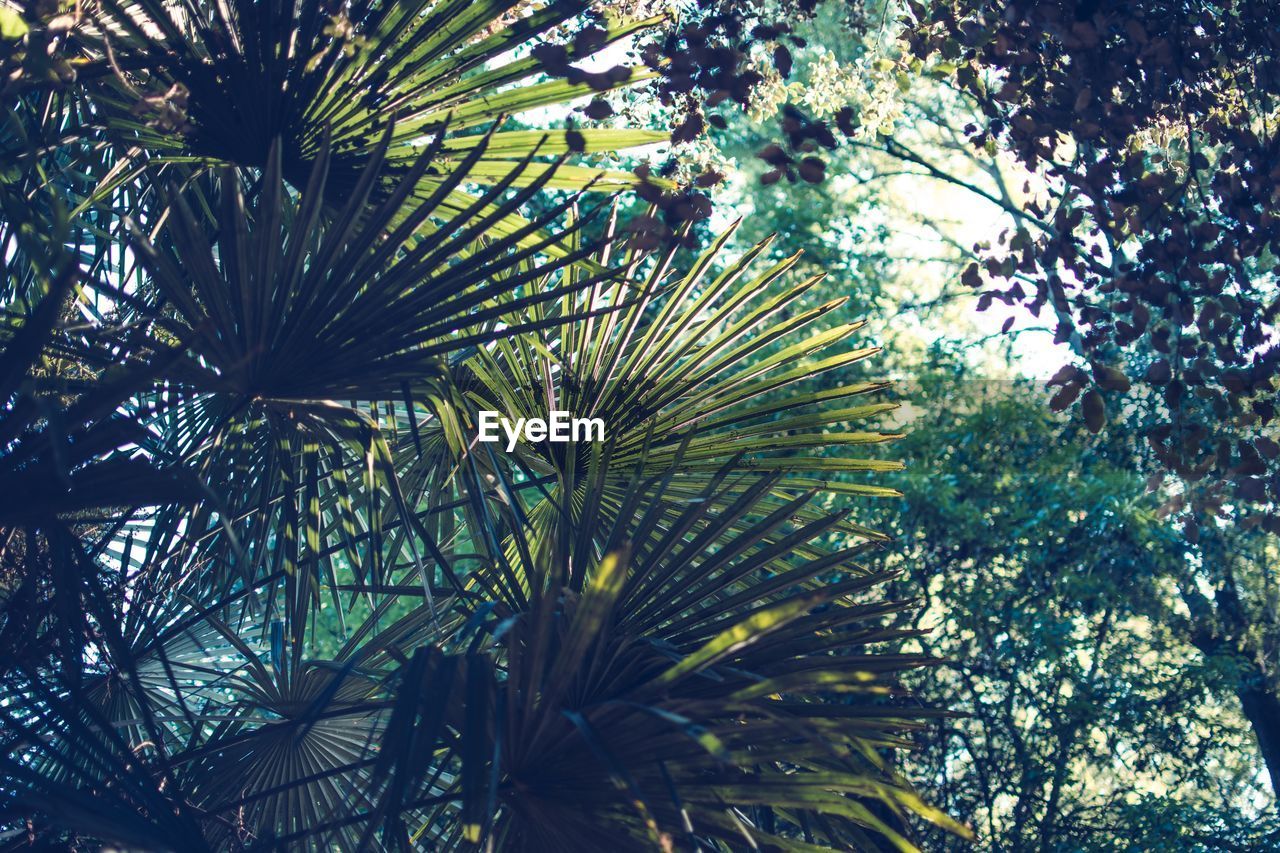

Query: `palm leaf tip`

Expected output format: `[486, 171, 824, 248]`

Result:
[87, 0, 667, 206]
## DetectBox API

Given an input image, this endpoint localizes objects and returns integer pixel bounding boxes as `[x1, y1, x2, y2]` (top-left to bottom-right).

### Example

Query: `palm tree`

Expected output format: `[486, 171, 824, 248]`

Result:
[0, 1, 968, 850]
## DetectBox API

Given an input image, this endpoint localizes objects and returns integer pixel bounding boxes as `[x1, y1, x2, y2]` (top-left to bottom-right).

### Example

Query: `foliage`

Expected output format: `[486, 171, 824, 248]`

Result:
[682, 4, 1280, 842]
[11, 0, 1280, 847]
[874, 361, 1279, 850]
[623, 0, 1280, 531]
[0, 294, 959, 848]
[900, 0, 1280, 523]
[679, 13, 1280, 835]
[0, 0, 962, 850]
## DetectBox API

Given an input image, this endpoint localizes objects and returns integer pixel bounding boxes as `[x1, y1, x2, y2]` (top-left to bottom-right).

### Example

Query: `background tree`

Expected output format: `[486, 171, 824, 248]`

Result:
[680, 9, 1280, 850]
[880, 359, 1280, 851]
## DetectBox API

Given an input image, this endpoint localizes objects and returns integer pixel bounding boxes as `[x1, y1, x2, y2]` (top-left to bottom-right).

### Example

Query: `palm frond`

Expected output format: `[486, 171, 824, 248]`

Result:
[357, 467, 962, 851]
[113, 120, 630, 608]
[0, 6, 968, 850]
[400, 217, 902, 587]
[80, 0, 670, 248]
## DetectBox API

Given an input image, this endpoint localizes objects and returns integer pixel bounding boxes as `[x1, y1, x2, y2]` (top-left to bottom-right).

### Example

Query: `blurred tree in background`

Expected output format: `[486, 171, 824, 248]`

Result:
[686, 1, 1280, 848]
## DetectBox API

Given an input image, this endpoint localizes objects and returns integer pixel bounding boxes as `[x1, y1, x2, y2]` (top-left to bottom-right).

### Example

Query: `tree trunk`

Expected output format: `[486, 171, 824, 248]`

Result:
[1237, 678, 1280, 796]
[1179, 574, 1280, 797]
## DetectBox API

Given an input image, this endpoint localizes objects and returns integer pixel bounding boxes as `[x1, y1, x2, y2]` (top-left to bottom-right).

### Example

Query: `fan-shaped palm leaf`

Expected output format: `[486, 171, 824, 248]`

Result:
[2, 541, 449, 851]
[118, 121, 627, 616]
[79, 0, 671, 248]
[395, 217, 902, 589]
[357, 464, 965, 851]
[128, 126, 616, 404]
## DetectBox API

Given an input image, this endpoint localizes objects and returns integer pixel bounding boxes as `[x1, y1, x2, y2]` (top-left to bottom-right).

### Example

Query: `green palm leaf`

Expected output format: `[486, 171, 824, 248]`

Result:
[358, 468, 965, 851]
[81, 0, 671, 251]
[0, 6, 969, 850]
[401, 218, 902, 587]
[116, 122, 627, 610]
